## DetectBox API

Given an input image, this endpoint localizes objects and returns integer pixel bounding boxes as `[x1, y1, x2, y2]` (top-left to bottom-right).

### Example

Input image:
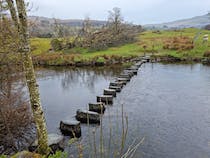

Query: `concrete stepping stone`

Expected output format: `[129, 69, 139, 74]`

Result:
[117, 77, 129, 84]
[97, 95, 113, 104]
[89, 102, 106, 113]
[109, 81, 124, 88]
[60, 120, 81, 137]
[125, 69, 138, 75]
[142, 56, 150, 62]
[126, 67, 138, 71]
[76, 109, 100, 124]
[104, 88, 117, 97]
[109, 86, 121, 92]
[118, 75, 131, 81]
[123, 70, 135, 77]
[135, 62, 143, 67]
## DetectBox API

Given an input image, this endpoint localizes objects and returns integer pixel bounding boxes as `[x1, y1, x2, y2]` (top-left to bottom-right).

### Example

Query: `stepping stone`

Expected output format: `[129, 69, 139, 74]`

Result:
[118, 74, 131, 81]
[123, 70, 134, 77]
[119, 73, 132, 78]
[109, 82, 124, 88]
[142, 59, 147, 63]
[104, 88, 117, 97]
[97, 95, 113, 104]
[29, 133, 64, 153]
[125, 66, 139, 71]
[142, 56, 150, 62]
[76, 110, 100, 124]
[89, 102, 106, 113]
[117, 77, 129, 84]
[60, 120, 81, 137]
[109, 86, 121, 92]
[131, 69, 138, 75]
[125, 69, 138, 75]
[135, 62, 143, 67]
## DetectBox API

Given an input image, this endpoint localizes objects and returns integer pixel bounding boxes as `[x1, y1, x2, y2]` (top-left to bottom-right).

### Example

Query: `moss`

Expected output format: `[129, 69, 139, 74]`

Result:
[48, 151, 67, 158]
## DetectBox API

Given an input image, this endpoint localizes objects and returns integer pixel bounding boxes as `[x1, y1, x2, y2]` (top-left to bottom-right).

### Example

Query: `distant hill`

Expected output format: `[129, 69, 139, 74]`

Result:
[28, 16, 107, 37]
[144, 13, 210, 30]
[29, 16, 106, 27]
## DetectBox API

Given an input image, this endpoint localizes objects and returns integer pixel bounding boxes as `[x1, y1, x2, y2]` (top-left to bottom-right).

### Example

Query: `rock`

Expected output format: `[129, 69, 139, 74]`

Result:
[89, 102, 106, 113]
[104, 88, 117, 97]
[12, 151, 42, 158]
[29, 133, 64, 153]
[202, 58, 210, 65]
[109, 86, 121, 92]
[76, 110, 100, 124]
[60, 120, 81, 137]
[95, 62, 105, 66]
[109, 82, 124, 88]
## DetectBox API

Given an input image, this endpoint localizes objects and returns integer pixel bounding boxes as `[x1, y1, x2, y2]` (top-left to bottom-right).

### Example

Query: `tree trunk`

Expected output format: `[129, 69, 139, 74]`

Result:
[6, 0, 50, 155]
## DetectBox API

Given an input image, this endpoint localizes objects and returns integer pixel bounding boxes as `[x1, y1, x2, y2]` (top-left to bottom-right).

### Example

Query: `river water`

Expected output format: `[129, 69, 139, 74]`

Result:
[36, 63, 210, 158]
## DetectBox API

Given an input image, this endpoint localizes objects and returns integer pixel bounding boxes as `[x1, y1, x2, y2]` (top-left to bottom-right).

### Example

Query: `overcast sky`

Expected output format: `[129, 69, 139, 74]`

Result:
[27, 0, 210, 24]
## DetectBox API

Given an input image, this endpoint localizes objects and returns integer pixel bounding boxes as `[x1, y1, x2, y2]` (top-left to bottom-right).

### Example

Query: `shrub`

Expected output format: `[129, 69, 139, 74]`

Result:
[50, 39, 63, 51]
[96, 57, 105, 63]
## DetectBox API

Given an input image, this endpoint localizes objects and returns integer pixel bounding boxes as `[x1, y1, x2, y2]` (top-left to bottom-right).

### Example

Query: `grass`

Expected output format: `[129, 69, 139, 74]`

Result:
[31, 28, 210, 65]
[31, 38, 51, 55]
[139, 28, 210, 60]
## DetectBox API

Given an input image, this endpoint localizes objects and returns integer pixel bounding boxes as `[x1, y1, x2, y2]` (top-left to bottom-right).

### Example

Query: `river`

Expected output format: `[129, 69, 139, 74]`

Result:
[36, 63, 210, 158]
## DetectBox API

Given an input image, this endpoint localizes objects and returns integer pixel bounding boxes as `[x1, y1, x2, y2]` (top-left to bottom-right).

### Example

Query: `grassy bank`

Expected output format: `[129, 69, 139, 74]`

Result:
[139, 28, 210, 61]
[31, 28, 210, 66]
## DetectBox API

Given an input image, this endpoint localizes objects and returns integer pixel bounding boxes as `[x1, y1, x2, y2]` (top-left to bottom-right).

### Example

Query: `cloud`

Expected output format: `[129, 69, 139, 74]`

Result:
[27, 0, 210, 24]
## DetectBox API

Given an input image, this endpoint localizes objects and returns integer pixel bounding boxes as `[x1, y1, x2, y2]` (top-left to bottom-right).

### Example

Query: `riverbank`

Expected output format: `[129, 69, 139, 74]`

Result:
[30, 28, 210, 66]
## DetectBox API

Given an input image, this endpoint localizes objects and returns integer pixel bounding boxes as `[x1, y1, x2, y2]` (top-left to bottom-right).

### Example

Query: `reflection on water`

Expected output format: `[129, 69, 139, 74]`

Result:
[36, 66, 124, 133]
[37, 64, 210, 158]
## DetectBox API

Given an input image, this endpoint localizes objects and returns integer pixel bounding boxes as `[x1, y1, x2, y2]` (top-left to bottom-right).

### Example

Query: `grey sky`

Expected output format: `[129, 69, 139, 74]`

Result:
[28, 0, 210, 24]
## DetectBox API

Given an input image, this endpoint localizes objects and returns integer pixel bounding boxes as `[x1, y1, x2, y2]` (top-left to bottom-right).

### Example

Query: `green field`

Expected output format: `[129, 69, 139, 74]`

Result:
[31, 28, 210, 65]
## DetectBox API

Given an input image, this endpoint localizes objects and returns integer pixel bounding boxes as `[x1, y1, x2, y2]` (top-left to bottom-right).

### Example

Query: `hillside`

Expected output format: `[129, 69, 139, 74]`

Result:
[28, 16, 107, 37]
[144, 13, 210, 30]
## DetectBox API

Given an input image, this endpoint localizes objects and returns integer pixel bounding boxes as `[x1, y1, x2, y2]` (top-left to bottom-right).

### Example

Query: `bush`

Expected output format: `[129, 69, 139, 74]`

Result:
[50, 39, 63, 51]
[96, 57, 105, 63]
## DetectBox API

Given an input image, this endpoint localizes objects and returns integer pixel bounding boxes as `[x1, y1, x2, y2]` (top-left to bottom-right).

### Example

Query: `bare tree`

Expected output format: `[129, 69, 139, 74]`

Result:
[5, 0, 50, 155]
[108, 7, 123, 34]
